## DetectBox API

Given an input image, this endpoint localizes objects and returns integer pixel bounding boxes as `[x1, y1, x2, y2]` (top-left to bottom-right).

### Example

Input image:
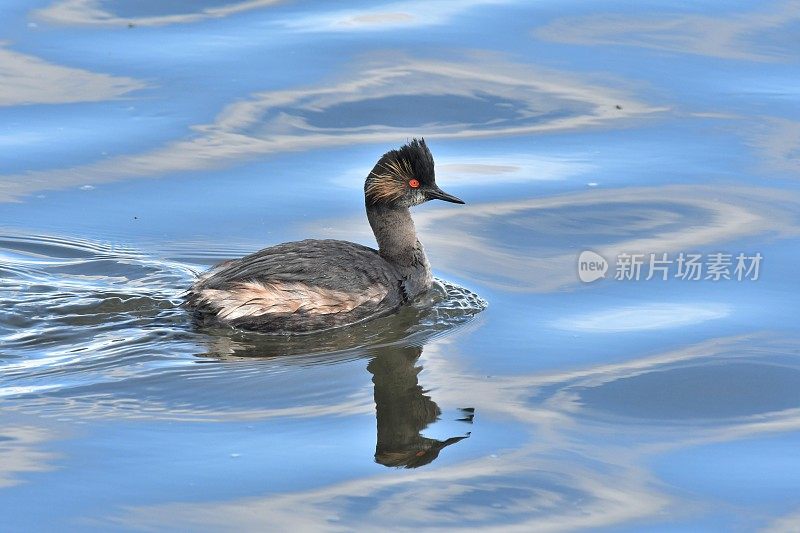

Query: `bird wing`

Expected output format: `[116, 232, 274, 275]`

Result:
[187, 240, 401, 331]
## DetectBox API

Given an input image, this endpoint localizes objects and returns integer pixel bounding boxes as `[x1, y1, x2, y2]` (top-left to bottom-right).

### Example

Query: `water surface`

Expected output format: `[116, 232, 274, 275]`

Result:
[2, 0, 800, 530]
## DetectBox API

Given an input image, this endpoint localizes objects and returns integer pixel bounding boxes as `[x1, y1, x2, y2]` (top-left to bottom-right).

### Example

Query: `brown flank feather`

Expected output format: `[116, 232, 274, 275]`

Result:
[198, 281, 388, 321]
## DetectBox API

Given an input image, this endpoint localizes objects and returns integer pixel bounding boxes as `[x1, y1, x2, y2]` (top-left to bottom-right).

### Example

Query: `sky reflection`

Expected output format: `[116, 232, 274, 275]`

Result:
[103, 333, 800, 531]
[317, 184, 800, 292]
[552, 302, 729, 332]
[0, 425, 59, 489]
[278, 0, 511, 33]
[2, 0, 800, 529]
[0, 44, 145, 106]
[0, 53, 659, 202]
[35, 0, 284, 27]
[535, 0, 800, 62]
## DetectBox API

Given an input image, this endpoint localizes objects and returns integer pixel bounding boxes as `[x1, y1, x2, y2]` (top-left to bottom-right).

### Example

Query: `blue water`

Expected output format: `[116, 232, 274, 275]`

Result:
[2, 0, 800, 530]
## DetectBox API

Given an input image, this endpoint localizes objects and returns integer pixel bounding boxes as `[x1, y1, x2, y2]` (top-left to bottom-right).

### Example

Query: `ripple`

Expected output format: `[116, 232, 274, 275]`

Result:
[196, 278, 487, 360]
[35, 0, 283, 27]
[413, 184, 800, 292]
[318, 185, 800, 292]
[0, 54, 660, 202]
[0, 233, 486, 419]
[576, 361, 800, 422]
[298, 93, 567, 130]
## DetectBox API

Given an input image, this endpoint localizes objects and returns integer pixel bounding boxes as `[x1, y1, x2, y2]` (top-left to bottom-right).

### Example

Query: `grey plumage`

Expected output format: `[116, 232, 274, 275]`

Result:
[185, 138, 464, 334]
[186, 239, 404, 333]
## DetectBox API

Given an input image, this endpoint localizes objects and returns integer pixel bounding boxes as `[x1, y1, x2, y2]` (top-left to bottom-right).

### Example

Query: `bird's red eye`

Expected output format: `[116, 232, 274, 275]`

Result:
[409, 179, 420, 188]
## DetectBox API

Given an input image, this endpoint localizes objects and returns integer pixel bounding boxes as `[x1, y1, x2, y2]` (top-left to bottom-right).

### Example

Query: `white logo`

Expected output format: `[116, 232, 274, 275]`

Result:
[578, 250, 608, 283]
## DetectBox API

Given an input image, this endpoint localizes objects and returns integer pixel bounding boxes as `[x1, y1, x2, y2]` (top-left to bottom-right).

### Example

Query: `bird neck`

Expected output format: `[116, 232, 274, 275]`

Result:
[366, 204, 424, 267]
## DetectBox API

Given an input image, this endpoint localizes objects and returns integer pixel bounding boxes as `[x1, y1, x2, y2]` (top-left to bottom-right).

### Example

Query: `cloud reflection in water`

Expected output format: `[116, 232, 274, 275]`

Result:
[553, 303, 730, 333]
[535, 0, 800, 62]
[36, 0, 512, 29]
[0, 44, 145, 107]
[4, 232, 800, 529]
[35, 0, 283, 27]
[0, 426, 59, 489]
[112, 333, 800, 531]
[0, 54, 660, 201]
[318, 184, 800, 292]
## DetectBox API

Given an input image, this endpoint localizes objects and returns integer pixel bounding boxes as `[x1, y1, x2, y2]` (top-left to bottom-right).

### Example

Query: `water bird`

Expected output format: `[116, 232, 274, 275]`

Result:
[185, 139, 464, 333]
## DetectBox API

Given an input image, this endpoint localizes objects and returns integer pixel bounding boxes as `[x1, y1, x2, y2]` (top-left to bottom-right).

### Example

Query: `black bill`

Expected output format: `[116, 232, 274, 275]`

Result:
[427, 186, 465, 204]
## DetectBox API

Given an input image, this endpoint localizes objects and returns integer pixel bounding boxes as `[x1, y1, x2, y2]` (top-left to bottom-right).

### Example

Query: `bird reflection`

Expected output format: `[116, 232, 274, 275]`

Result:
[368, 345, 470, 469]
[200, 334, 471, 469]
[196, 279, 482, 469]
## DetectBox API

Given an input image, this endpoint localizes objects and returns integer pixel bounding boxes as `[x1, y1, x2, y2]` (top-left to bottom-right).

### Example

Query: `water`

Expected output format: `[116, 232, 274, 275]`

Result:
[1, 0, 799, 530]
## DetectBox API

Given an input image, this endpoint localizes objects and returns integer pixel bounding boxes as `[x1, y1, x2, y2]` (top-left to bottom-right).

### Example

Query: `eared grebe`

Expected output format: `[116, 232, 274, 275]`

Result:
[185, 139, 464, 333]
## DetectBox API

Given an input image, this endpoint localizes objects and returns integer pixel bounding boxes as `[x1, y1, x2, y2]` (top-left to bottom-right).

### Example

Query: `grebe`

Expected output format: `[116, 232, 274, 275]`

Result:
[185, 139, 464, 333]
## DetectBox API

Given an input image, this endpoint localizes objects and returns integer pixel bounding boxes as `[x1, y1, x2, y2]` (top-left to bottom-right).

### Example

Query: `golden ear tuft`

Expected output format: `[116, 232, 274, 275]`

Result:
[366, 171, 404, 204]
[365, 156, 415, 204]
